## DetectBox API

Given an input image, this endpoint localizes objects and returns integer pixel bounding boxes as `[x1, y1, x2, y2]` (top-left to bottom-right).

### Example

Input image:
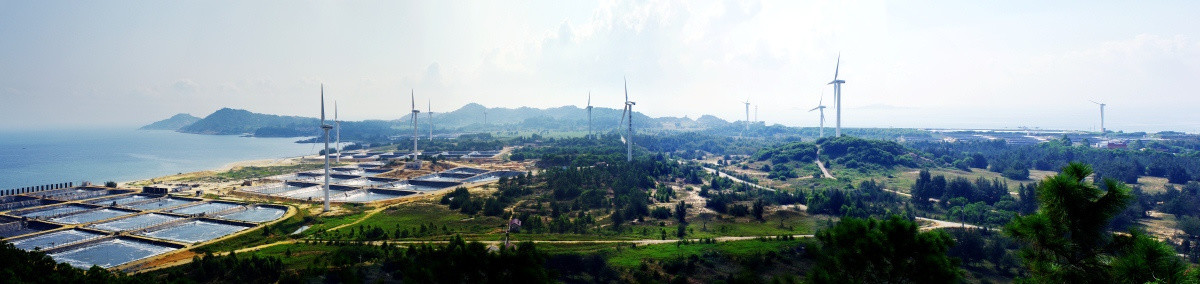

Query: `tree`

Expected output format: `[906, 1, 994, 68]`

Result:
[752, 199, 766, 221]
[1003, 162, 1191, 283]
[610, 210, 624, 232]
[674, 201, 687, 224]
[1168, 166, 1191, 184]
[809, 215, 961, 283]
[1110, 231, 1189, 284]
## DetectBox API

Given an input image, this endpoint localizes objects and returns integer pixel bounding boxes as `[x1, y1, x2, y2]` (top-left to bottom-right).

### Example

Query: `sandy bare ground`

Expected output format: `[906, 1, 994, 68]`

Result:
[699, 166, 778, 192]
[218, 156, 304, 172]
[916, 217, 989, 231]
[1141, 210, 1182, 244]
[815, 159, 835, 179]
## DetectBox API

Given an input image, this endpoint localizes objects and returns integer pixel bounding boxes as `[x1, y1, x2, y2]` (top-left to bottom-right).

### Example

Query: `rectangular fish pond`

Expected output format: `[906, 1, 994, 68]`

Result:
[87, 194, 157, 207]
[88, 213, 185, 232]
[8, 229, 107, 251]
[332, 189, 416, 202]
[379, 182, 444, 191]
[125, 197, 198, 211]
[48, 208, 139, 225]
[360, 177, 402, 187]
[245, 182, 314, 195]
[0, 217, 59, 238]
[33, 188, 129, 201]
[138, 219, 252, 243]
[279, 186, 353, 200]
[332, 177, 369, 186]
[0, 195, 60, 212]
[167, 202, 242, 215]
[48, 237, 178, 268]
[215, 205, 286, 223]
[15, 204, 96, 219]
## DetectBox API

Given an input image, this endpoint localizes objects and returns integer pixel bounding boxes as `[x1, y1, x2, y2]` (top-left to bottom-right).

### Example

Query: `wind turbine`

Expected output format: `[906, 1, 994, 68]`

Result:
[619, 78, 636, 162]
[334, 101, 340, 163]
[319, 85, 332, 212]
[810, 91, 827, 138]
[410, 90, 420, 160]
[427, 99, 433, 141]
[1090, 100, 1106, 135]
[742, 99, 751, 138]
[754, 105, 758, 123]
[828, 54, 846, 137]
[586, 92, 593, 138]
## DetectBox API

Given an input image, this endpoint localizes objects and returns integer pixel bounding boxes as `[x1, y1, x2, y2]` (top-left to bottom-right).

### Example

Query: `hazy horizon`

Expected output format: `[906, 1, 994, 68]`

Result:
[3, 1, 1199, 133]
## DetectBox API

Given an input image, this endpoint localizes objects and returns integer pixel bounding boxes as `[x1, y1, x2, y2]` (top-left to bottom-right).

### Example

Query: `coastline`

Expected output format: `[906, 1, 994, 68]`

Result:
[119, 154, 317, 187]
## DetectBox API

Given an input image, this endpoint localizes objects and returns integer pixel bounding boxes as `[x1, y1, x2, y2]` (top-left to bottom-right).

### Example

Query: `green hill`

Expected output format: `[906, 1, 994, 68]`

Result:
[179, 108, 318, 136]
[138, 113, 201, 130]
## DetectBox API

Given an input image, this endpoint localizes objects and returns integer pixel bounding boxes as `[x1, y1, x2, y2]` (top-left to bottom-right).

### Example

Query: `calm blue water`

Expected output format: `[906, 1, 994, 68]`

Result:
[0, 129, 320, 189]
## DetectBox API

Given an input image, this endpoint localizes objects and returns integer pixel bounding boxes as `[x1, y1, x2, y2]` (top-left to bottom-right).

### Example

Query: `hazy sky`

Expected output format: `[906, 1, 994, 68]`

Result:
[3, 1, 1199, 132]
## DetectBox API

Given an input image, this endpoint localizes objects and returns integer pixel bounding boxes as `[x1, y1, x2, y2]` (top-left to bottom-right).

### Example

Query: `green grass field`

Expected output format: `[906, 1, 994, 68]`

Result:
[248, 242, 340, 267]
[616, 215, 817, 241]
[329, 202, 506, 239]
[606, 238, 811, 268]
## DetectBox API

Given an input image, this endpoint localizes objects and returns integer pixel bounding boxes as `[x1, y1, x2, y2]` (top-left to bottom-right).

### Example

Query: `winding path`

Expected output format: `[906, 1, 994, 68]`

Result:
[815, 146, 836, 179]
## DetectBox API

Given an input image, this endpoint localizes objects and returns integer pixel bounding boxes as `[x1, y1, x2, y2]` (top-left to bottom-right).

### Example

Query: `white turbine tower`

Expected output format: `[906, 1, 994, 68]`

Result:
[586, 92, 593, 138]
[334, 101, 340, 163]
[619, 78, 636, 162]
[319, 84, 332, 212]
[742, 99, 751, 138]
[828, 54, 846, 137]
[410, 90, 420, 160]
[1091, 100, 1106, 135]
[428, 99, 433, 141]
[810, 91, 827, 138]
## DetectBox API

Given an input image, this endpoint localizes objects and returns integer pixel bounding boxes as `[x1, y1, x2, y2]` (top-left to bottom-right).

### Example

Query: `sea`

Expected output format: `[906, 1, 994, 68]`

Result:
[0, 128, 322, 190]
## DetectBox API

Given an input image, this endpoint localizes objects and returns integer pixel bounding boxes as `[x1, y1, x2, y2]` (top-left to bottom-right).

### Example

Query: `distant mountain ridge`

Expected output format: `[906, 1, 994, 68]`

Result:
[139, 113, 201, 130]
[142, 103, 738, 138]
[178, 108, 318, 136]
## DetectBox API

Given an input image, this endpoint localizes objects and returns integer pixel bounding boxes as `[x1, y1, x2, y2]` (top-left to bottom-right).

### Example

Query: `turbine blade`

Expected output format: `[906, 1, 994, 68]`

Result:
[320, 84, 325, 124]
[619, 107, 628, 128]
[411, 89, 415, 110]
[833, 53, 841, 80]
[334, 100, 338, 121]
[624, 77, 628, 103]
[809, 106, 820, 112]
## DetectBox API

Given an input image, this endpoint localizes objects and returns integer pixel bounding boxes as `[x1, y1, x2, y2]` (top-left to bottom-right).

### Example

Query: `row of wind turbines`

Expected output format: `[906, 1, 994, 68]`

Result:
[316, 86, 436, 212]
[309, 54, 1114, 213]
[805, 55, 846, 138]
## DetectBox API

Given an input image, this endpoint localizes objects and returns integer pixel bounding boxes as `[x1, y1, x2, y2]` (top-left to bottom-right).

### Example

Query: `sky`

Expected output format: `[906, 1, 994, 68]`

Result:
[2, 0, 1199, 133]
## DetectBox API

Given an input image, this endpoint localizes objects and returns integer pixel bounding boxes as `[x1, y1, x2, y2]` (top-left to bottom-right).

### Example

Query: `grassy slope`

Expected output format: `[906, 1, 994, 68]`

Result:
[606, 238, 809, 268]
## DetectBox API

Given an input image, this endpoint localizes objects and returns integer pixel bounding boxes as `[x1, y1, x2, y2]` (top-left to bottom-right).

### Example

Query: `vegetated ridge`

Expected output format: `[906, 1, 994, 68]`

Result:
[138, 113, 201, 131]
